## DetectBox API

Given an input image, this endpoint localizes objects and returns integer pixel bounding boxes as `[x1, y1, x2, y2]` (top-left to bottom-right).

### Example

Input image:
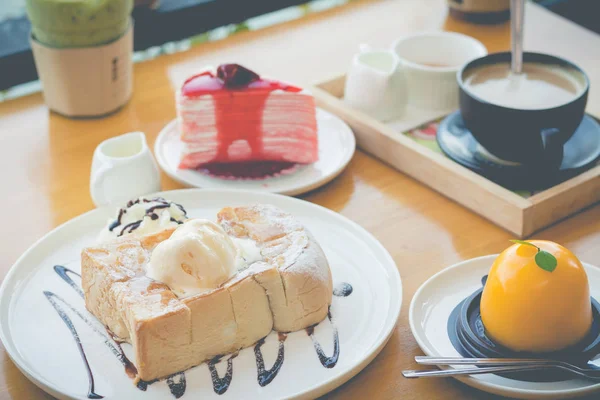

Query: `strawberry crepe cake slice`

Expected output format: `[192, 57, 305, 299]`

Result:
[177, 64, 319, 172]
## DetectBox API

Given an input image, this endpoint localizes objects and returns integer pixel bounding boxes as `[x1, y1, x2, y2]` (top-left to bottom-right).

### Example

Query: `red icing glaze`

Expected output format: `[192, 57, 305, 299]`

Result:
[181, 71, 223, 95]
[181, 71, 303, 96]
[198, 161, 298, 179]
[180, 65, 308, 168]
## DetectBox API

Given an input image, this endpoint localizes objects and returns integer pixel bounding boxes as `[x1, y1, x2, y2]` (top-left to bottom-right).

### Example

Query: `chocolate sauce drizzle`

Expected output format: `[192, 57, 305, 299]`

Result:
[44, 291, 103, 399]
[136, 379, 155, 391]
[44, 266, 350, 398]
[107, 197, 188, 237]
[119, 221, 142, 237]
[136, 373, 186, 398]
[306, 309, 340, 368]
[45, 266, 137, 398]
[54, 265, 84, 297]
[115, 342, 138, 379]
[333, 282, 353, 297]
[254, 332, 287, 387]
[108, 209, 126, 231]
[166, 373, 187, 398]
[208, 354, 237, 394]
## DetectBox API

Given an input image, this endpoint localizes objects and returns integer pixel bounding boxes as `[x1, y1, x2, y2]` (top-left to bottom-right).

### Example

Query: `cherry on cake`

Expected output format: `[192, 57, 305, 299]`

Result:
[176, 64, 319, 173]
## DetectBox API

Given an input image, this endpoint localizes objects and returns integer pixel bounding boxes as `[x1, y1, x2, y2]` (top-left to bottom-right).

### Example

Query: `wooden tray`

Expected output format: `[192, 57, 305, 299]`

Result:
[312, 75, 600, 238]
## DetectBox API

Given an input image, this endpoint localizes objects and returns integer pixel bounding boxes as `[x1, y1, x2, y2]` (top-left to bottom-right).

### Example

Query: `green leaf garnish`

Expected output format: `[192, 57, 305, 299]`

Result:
[535, 251, 558, 272]
[510, 240, 558, 273]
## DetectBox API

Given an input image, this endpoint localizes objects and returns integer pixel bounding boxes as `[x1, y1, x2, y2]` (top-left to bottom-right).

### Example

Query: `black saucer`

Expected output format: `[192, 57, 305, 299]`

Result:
[448, 276, 600, 382]
[437, 112, 600, 190]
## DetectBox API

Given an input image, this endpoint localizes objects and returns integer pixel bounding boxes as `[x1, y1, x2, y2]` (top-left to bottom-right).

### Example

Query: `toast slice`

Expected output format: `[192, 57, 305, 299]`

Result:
[82, 204, 332, 381]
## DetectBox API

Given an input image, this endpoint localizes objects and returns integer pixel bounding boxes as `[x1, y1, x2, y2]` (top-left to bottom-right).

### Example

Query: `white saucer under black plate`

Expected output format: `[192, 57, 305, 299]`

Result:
[154, 108, 356, 196]
[409, 255, 600, 399]
[0, 189, 401, 400]
[437, 112, 600, 190]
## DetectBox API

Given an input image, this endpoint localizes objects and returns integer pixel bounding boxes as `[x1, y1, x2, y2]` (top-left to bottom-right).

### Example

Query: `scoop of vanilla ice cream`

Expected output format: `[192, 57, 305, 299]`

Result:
[146, 219, 244, 297]
[98, 197, 187, 243]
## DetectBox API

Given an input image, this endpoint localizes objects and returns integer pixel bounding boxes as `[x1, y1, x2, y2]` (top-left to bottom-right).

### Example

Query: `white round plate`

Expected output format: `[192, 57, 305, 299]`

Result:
[409, 255, 600, 400]
[154, 108, 356, 196]
[0, 189, 401, 400]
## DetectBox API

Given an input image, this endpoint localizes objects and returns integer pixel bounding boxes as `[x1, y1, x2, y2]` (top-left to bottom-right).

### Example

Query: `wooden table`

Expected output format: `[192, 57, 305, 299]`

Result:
[2, 0, 600, 398]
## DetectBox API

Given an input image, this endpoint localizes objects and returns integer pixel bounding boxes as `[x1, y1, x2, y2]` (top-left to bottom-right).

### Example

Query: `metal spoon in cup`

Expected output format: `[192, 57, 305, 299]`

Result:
[510, 0, 525, 74]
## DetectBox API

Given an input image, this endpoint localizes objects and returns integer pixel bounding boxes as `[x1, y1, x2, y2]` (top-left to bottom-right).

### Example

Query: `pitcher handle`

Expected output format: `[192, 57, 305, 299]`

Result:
[90, 164, 112, 207]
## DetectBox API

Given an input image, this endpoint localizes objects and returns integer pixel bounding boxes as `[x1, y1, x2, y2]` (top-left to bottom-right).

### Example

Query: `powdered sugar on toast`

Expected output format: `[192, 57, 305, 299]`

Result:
[82, 203, 332, 381]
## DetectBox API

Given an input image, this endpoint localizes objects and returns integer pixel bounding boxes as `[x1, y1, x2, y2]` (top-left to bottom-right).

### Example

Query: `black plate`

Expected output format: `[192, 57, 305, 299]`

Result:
[437, 112, 600, 190]
[448, 277, 600, 382]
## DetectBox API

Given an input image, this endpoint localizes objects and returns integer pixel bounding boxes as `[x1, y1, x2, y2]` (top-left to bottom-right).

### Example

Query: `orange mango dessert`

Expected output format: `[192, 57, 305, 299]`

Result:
[480, 240, 593, 353]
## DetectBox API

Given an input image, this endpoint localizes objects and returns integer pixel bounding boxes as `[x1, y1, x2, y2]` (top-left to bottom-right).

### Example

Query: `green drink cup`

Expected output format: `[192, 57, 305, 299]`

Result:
[26, 0, 133, 48]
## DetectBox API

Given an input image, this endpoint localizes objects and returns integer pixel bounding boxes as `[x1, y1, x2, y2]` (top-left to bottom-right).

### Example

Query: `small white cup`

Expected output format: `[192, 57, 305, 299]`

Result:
[344, 48, 407, 121]
[391, 32, 487, 110]
[90, 132, 161, 207]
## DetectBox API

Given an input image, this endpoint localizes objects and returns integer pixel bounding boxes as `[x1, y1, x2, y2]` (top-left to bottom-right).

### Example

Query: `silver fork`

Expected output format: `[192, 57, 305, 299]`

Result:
[402, 356, 600, 380]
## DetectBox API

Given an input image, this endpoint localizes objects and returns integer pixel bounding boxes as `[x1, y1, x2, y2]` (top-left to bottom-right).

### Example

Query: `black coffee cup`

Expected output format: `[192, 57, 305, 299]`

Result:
[457, 52, 589, 169]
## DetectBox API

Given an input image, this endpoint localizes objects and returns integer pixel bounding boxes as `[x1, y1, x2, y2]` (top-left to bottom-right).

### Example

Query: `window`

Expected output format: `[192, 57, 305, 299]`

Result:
[0, 0, 349, 94]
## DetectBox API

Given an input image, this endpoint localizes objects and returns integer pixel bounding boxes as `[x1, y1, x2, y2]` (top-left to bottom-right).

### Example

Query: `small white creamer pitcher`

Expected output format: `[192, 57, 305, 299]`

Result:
[90, 131, 161, 207]
[344, 47, 407, 121]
